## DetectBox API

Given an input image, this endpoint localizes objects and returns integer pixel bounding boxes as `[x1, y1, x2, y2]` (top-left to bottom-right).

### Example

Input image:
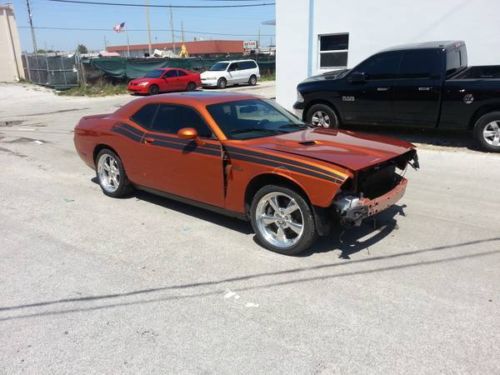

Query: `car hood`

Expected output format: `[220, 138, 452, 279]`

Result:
[301, 69, 350, 84]
[243, 128, 415, 172]
[129, 78, 152, 85]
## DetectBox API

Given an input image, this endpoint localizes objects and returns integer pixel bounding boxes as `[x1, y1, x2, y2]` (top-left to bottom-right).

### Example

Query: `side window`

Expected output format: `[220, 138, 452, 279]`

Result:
[130, 104, 158, 129]
[239, 61, 255, 70]
[164, 70, 177, 78]
[151, 105, 213, 138]
[177, 70, 187, 76]
[319, 33, 349, 69]
[355, 52, 402, 80]
[399, 50, 442, 79]
[228, 63, 238, 71]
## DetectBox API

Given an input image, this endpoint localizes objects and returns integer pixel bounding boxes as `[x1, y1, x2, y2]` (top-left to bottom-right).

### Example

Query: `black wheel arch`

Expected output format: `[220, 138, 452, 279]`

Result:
[469, 104, 500, 129]
[93, 144, 120, 166]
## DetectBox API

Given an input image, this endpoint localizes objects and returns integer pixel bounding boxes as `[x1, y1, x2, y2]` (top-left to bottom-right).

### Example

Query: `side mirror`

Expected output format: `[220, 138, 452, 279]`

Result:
[349, 72, 366, 83]
[177, 127, 203, 144]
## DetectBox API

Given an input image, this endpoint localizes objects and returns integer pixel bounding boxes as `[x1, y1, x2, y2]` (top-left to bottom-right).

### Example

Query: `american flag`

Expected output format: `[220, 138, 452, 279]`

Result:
[113, 22, 125, 33]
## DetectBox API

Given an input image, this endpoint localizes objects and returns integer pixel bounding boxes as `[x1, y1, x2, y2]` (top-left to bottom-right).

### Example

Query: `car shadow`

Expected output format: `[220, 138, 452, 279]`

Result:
[347, 124, 478, 151]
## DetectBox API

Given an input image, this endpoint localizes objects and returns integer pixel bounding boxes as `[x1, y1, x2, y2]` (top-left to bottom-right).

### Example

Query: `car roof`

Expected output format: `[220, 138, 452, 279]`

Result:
[122, 91, 260, 111]
[215, 59, 256, 64]
[380, 40, 465, 52]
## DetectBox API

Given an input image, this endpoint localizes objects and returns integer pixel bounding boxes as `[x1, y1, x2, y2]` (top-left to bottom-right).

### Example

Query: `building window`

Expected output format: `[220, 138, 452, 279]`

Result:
[319, 33, 349, 69]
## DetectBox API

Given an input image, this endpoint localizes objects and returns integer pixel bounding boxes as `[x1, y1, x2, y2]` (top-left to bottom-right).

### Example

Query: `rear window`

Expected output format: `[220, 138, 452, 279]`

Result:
[446, 45, 468, 76]
[130, 104, 158, 129]
[399, 50, 442, 79]
[239, 61, 257, 70]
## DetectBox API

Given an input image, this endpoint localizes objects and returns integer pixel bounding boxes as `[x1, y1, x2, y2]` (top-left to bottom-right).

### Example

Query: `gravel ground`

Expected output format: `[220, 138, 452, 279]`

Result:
[0, 82, 499, 374]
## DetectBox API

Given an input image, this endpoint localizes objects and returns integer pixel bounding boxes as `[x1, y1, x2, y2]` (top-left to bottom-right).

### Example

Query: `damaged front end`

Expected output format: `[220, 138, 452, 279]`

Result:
[333, 150, 419, 227]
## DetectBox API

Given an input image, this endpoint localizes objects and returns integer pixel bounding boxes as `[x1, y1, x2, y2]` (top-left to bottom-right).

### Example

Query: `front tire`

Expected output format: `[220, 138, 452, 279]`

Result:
[148, 85, 159, 95]
[217, 77, 227, 89]
[250, 185, 317, 255]
[473, 112, 500, 152]
[96, 149, 133, 198]
[306, 103, 339, 128]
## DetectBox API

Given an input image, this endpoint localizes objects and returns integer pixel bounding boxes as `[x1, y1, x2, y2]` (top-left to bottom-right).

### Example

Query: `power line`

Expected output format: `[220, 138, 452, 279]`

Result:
[46, 0, 275, 8]
[18, 25, 275, 37]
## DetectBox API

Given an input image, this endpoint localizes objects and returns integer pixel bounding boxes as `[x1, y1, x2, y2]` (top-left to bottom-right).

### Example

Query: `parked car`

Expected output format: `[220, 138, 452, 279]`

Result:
[127, 68, 201, 95]
[295, 41, 500, 152]
[200, 60, 260, 89]
[74, 92, 418, 255]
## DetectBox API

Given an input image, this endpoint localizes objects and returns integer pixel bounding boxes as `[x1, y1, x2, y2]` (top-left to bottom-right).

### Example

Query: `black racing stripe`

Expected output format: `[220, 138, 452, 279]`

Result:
[151, 133, 220, 150]
[231, 153, 343, 184]
[151, 140, 220, 156]
[120, 123, 144, 137]
[226, 146, 345, 182]
[113, 127, 141, 142]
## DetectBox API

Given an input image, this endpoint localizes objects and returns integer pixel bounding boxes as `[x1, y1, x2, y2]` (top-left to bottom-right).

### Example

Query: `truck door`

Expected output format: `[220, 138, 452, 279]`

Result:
[343, 52, 401, 125]
[391, 50, 443, 128]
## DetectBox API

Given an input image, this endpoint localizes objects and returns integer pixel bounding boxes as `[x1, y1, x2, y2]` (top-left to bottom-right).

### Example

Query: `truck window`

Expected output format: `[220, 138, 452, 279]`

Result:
[399, 50, 442, 79]
[353, 52, 401, 80]
[446, 45, 468, 76]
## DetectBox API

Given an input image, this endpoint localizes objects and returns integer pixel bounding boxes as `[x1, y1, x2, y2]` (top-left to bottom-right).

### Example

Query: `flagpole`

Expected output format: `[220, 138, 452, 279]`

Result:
[126, 28, 130, 57]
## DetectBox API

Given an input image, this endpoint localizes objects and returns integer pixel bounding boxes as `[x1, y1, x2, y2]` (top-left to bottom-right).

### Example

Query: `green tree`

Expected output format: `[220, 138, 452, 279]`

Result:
[77, 44, 88, 54]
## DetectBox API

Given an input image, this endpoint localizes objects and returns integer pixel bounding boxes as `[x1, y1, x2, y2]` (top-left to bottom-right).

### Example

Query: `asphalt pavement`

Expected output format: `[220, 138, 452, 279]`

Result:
[0, 82, 499, 374]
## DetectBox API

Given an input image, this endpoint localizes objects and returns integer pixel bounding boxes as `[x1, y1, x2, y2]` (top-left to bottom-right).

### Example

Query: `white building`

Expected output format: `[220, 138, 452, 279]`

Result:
[0, 4, 24, 82]
[276, 0, 500, 110]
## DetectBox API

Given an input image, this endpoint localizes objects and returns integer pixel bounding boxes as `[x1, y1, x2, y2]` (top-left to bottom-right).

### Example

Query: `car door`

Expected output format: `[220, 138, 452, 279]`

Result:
[137, 103, 224, 207]
[342, 52, 402, 125]
[227, 63, 239, 84]
[391, 49, 443, 127]
[176, 69, 189, 90]
[161, 69, 180, 92]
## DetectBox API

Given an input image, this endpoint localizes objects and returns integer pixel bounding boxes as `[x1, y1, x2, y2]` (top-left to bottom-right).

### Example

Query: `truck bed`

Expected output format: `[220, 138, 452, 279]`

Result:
[451, 65, 500, 79]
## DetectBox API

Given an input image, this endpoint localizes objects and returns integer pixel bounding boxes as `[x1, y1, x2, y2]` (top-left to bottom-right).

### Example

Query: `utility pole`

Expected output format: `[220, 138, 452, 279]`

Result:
[257, 27, 261, 51]
[181, 21, 184, 44]
[26, 0, 38, 54]
[145, 0, 152, 56]
[169, 6, 176, 54]
[104, 35, 108, 50]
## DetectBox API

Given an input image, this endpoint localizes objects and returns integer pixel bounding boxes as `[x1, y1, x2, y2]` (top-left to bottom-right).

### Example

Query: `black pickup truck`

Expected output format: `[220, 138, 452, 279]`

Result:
[294, 41, 500, 152]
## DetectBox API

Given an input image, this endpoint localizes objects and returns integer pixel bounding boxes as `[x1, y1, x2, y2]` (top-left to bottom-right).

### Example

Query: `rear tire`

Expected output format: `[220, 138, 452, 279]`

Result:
[187, 82, 197, 91]
[249, 75, 257, 86]
[250, 185, 317, 255]
[217, 77, 227, 89]
[473, 112, 500, 152]
[95, 149, 133, 198]
[148, 85, 159, 95]
[306, 103, 339, 128]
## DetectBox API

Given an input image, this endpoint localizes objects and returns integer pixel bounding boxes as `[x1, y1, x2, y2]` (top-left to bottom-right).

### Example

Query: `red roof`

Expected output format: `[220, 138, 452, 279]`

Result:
[107, 40, 244, 54]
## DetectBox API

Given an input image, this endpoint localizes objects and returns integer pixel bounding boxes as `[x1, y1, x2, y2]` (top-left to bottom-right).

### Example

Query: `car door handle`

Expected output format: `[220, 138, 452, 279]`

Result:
[143, 137, 155, 144]
[376, 87, 390, 91]
[418, 87, 431, 91]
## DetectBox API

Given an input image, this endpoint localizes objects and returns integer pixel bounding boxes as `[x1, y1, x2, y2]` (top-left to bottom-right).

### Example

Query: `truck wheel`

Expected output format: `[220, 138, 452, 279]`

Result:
[473, 112, 500, 152]
[306, 104, 339, 128]
[250, 185, 317, 255]
[95, 149, 133, 198]
[217, 78, 227, 89]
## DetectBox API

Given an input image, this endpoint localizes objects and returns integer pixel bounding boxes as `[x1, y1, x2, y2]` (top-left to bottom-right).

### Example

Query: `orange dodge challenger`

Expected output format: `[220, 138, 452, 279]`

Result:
[74, 92, 419, 255]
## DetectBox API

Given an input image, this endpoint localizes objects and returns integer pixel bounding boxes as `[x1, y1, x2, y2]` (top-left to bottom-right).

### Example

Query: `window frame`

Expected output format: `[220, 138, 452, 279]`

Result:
[318, 33, 349, 70]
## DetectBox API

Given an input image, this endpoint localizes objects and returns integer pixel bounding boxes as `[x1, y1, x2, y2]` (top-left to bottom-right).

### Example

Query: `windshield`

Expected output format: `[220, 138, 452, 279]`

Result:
[206, 99, 307, 140]
[144, 69, 164, 78]
[209, 62, 229, 71]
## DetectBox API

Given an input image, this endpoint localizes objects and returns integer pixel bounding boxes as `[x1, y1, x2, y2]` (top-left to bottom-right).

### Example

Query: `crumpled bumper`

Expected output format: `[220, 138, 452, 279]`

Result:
[333, 177, 408, 226]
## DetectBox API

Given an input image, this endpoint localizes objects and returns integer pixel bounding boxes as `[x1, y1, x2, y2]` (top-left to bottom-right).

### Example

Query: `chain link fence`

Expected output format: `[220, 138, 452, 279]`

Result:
[22, 54, 79, 90]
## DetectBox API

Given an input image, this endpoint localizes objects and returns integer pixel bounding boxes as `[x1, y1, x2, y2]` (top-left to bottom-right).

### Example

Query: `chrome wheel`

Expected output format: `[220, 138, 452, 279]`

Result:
[97, 153, 121, 193]
[255, 192, 304, 249]
[483, 121, 500, 146]
[311, 110, 332, 128]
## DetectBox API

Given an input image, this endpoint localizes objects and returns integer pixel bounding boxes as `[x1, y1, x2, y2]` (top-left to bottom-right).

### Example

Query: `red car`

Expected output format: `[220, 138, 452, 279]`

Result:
[127, 68, 201, 95]
[74, 93, 418, 255]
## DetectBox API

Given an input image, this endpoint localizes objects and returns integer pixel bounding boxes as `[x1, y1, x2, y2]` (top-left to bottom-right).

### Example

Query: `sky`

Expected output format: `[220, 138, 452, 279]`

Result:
[9, 0, 276, 52]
